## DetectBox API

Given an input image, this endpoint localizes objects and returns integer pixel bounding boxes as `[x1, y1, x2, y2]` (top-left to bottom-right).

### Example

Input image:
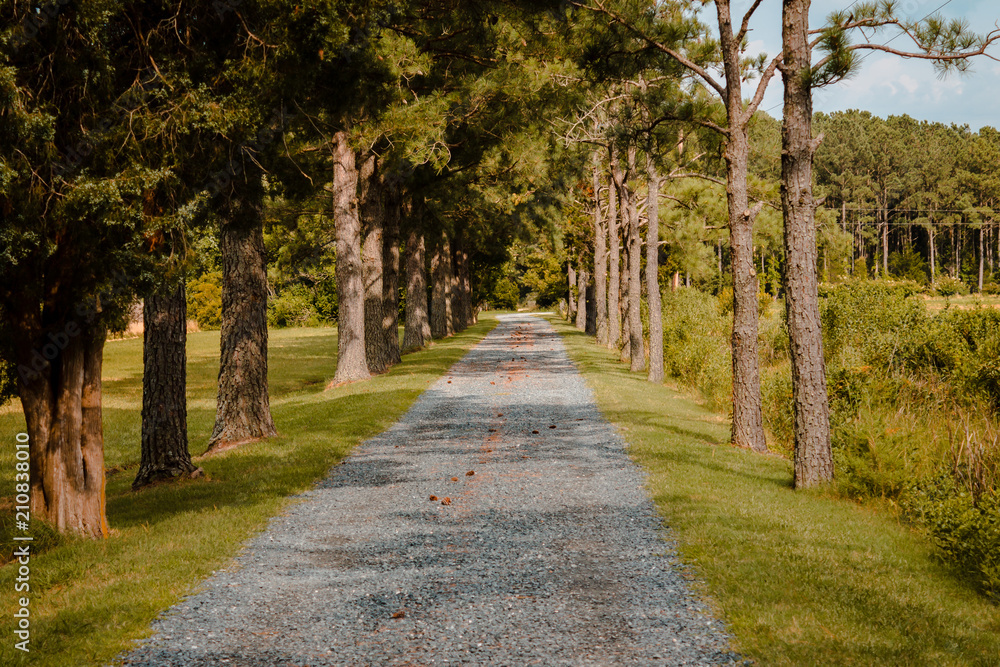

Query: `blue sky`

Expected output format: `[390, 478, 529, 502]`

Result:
[704, 0, 1000, 130]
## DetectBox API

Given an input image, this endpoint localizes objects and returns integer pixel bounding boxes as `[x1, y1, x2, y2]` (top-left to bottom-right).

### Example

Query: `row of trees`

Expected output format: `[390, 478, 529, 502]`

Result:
[559, 0, 999, 488]
[0, 0, 575, 537]
[814, 111, 1000, 289]
[2, 0, 997, 537]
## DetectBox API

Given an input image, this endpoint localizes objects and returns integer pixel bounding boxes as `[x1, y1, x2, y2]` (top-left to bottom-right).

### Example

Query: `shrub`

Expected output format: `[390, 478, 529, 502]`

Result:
[902, 474, 1000, 602]
[661, 288, 732, 410]
[934, 276, 970, 297]
[187, 273, 223, 329]
[268, 284, 323, 328]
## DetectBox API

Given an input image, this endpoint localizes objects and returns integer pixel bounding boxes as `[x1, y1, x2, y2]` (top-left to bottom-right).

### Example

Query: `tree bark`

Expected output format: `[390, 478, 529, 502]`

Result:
[608, 150, 622, 350]
[382, 185, 402, 365]
[134, 282, 197, 489]
[567, 264, 577, 321]
[593, 160, 609, 345]
[360, 155, 391, 375]
[17, 319, 109, 538]
[209, 175, 278, 449]
[331, 131, 371, 385]
[782, 0, 833, 488]
[717, 0, 767, 453]
[575, 266, 588, 330]
[979, 225, 985, 292]
[625, 147, 645, 373]
[403, 228, 430, 350]
[452, 236, 473, 331]
[430, 231, 454, 338]
[646, 161, 664, 383]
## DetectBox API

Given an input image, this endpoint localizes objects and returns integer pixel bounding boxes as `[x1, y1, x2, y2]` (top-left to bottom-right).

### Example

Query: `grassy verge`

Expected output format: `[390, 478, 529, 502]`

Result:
[550, 316, 1000, 666]
[0, 318, 496, 666]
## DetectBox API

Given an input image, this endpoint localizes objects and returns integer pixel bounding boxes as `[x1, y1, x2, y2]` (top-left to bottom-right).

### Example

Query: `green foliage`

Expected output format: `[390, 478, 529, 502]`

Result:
[889, 248, 930, 284]
[489, 276, 521, 311]
[902, 474, 1000, 601]
[186, 274, 223, 330]
[660, 288, 731, 411]
[268, 284, 324, 328]
[934, 276, 970, 297]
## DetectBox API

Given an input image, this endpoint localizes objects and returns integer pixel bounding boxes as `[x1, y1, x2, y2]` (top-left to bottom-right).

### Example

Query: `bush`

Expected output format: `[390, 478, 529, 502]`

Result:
[982, 282, 1000, 296]
[489, 276, 520, 311]
[934, 276, 970, 297]
[661, 288, 732, 411]
[902, 474, 1000, 602]
[187, 273, 223, 329]
[268, 284, 323, 328]
[889, 248, 930, 285]
[821, 280, 927, 371]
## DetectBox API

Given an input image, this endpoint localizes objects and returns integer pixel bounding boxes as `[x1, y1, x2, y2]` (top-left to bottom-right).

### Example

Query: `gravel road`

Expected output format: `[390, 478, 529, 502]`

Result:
[118, 314, 744, 666]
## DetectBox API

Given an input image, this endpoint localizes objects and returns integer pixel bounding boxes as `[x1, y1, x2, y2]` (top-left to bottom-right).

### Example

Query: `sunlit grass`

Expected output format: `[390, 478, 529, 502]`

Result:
[0, 318, 496, 666]
[551, 316, 1000, 666]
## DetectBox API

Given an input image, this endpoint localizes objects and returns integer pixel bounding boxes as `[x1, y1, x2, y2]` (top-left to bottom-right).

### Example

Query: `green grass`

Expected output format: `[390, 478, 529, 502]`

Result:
[550, 316, 1000, 666]
[0, 318, 497, 666]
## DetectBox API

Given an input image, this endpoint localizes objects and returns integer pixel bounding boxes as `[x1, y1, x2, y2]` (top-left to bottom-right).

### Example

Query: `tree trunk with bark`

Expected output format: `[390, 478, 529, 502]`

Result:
[716, 1, 767, 453]
[430, 231, 454, 338]
[593, 160, 609, 345]
[782, 0, 833, 488]
[209, 175, 278, 450]
[360, 155, 392, 375]
[625, 147, 645, 372]
[567, 264, 577, 321]
[646, 162, 664, 383]
[608, 151, 622, 350]
[452, 237, 472, 331]
[382, 185, 403, 366]
[331, 132, 371, 385]
[16, 317, 109, 538]
[403, 228, 430, 351]
[134, 282, 198, 489]
[575, 266, 588, 330]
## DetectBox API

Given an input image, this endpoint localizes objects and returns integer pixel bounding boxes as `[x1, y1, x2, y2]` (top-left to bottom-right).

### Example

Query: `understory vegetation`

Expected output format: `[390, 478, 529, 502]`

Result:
[656, 282, 1000, 601]
[555, 316, 1000, 665]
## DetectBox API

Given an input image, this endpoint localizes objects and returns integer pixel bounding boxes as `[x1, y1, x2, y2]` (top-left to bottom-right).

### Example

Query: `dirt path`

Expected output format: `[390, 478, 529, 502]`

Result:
[119, 314, 741, 666]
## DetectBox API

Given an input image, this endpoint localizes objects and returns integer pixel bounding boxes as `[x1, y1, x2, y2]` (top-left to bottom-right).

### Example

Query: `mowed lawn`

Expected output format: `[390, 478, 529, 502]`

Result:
[0, 319, 496, 667]
[551, 316, 1000, 667]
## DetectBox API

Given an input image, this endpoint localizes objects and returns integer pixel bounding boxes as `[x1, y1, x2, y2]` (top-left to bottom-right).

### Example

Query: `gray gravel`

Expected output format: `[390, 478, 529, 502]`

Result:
[117, 314, 745, 666]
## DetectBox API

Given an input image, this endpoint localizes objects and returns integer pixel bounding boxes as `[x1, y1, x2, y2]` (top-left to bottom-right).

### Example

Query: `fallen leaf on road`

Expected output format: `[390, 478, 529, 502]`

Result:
[429, 495, 438, 501]
[451, 477, 459, 482]
[466, 470, 475, 476]
[441, 497, 452, 505]
[392, 610, 406, 619]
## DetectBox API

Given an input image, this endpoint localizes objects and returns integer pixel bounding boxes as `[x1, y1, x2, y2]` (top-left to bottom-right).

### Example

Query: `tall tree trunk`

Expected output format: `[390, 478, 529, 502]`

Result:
[209, 175, 277, 449]
[625, 147, 644, 372]
[593, 160, 609, 345]
[620, 207, 632, 365]
[17, 319, 109, 538]
[360, 155, 392, 375]
[782, 0, 833, 488]
[451, 236, 472, 331]
[382, 183, 402, 366]
[717, 0, 767, 452]
[331, 131, 371, 385]
[430, 231, 454, 338]
[608, 151, 622, 350]
[402, 228, 430, 350]
[646, 162, 664, 383]
[929, 215, 937, 285]
[567, 263, 577, 321]
[978, 225, 985, 292]
[134, 282, 197, 489]
[882, 209, 889, 278]
[575, 266, 588, 330]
